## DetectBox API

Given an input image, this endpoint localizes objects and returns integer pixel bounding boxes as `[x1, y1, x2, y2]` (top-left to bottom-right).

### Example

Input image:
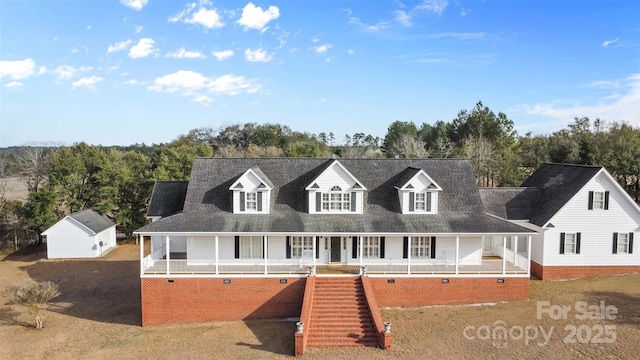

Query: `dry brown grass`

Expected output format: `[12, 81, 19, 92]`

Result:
[1, 242, 638, 359]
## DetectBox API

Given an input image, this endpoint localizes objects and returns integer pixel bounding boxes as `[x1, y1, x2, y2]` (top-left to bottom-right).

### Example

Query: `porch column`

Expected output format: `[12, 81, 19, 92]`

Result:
[359, 236, 363, 268]
[502, 236, 507, 275]
[514, 236, 519, 263]
[263, 235, 268, 275]
[166, 235, 171, 275]
[139, 234, 144, 275]
[455, 235, 460, 275]
[407, 236, 411, 275]
[527, 235, 532, 276]
[312, 236, 317, 271]
[215, 235, 219, 275]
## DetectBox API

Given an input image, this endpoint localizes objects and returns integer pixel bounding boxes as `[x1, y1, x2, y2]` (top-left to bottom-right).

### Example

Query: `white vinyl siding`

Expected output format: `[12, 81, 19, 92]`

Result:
[44, 217, 117, 259]
[538, 172, 640, 267]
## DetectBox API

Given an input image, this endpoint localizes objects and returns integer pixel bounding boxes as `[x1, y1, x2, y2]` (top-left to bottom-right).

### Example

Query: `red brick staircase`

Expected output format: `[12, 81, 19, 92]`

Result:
[307, 277, 378, 347]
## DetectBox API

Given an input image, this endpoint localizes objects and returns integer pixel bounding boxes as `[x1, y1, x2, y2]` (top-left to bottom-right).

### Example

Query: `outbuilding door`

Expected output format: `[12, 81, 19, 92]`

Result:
[330, 237, 341, 263]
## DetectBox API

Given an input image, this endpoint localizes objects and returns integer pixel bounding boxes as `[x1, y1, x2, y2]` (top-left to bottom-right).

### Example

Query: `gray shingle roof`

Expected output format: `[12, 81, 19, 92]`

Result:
[136, 158, 533, 234]
[480, 187, 543, 220]
[69, 209, 115, 234]
[520, 163, 601, 226]
[147, 181, 189, 217]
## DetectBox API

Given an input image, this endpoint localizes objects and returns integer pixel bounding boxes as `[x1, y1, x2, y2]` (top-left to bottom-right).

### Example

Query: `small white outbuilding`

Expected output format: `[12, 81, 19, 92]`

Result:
[42, 209, 117, 259]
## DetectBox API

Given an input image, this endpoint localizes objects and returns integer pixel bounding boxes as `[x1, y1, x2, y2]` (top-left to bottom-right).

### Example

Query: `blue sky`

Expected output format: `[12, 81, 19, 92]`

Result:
[1, 0, 638, 147]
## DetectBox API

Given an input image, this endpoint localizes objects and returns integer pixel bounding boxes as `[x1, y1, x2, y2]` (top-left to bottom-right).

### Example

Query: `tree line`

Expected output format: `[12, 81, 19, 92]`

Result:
[1, 101, 638, 250]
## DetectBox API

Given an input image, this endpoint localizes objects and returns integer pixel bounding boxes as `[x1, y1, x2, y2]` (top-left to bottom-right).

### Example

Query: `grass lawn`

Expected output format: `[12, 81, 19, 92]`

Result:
[1, 242, 638, 359]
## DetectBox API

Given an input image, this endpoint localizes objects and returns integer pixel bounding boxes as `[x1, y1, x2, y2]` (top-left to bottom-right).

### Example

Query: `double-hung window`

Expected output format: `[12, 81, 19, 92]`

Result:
[593, 192, 605, 210]
[560, 233, 580, 254]
[411, 237, 431, 258]
[240, 236, 263, 258]
[617, 233, 629, 254]
[245, 192, 257, 211]
[291, 236, 314, 258]
[415, 193, 426, 211]
[361, 236, 379, 258]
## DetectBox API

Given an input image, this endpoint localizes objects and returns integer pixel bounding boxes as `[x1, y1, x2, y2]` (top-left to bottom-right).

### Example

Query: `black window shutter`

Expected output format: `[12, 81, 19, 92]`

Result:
[315, 237, 320, 259]
[380, 237, 385, 259]
[240, 192, 245, 211]
[409, 192, 415, 212]
[257, 192, 263, 211]
[351, 192, 356, 212]
[559, 233, 565, 254]
[612, 233, 618, 254]
[588, 191, 594, 210]
[426, 192, 432, 212]
[629, 233, 634, 254]
[604, 191, 610, 210]
[576, 233, 581, 254]
[234, 236, 240, 258]
[352, 236, 358, 259]
[316, 192, 322, 212]
[403, 236, 408, 258]
[286, 236, 291, 258]
[430, 236, 436, 259]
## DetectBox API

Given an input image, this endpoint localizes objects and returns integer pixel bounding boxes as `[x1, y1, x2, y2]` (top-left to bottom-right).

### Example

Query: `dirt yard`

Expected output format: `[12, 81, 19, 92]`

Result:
[1, 242, 638, 359]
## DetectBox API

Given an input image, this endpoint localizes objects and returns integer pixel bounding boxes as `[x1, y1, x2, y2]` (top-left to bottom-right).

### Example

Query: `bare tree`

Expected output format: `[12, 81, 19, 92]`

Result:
[389, 134, 430, 158]
[431, 137, 457, 158]
[16, 143, 55, 193]
[5, 281, 60, 329]
[464, 136, 495, 186]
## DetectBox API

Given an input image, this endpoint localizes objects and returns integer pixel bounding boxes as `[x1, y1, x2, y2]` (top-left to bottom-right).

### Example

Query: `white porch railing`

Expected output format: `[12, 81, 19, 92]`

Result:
[142, 256, 528, 275]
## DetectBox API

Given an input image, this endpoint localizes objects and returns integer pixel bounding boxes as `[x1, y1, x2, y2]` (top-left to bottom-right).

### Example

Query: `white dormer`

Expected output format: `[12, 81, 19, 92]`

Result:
[230, 167, 273, 214]
[306, 160, 366, 214]
[395, 168, 442, 214]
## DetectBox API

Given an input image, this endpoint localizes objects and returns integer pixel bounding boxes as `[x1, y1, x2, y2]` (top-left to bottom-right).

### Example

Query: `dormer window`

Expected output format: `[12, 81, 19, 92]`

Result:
[323, 186, 351, 211]
[395, 167, 441, 214]
[306, 160, 366, 214]
[410, 191, 432, 212]
[230, 167, 273, 214]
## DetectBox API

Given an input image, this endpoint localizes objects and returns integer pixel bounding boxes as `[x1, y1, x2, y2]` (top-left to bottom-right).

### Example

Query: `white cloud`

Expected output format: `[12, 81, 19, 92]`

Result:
[312, 43, 332, 55]
[108, 39, 133, 53]
[522, 74, 640, 128]
[165, 47, 206, 59]
[427, 32, 486, 40]
[348, 17, 391, 32]
[237, 2, 280, 31]
[169, 1, 224, 29]
[194, 95, 213, 105]
[37, 66, 47, 75]
[311, 36, 320, 43]
[212, 50, 234, 61]
[415, 0, 448, 14]
[4, 81, 24, 88]
[601, 37, 619, 47]
[72, 75, 104, 90]
[134, 25, 144, 33]
[129, 38, 158, 59]
[393, 10, 412, 27]
[347, 49, 355, 55]
[123, 79, 141, 85]
[148, 70, 261, 101]
[53, 65, 91, 81]
[244, 48, 273, 62]
[0, 58, 36, 80]
[120, 0, 148, 11]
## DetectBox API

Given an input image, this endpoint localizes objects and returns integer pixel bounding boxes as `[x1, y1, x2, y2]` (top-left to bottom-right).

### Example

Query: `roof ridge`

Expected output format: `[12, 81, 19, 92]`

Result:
[543, 162, 602, 169]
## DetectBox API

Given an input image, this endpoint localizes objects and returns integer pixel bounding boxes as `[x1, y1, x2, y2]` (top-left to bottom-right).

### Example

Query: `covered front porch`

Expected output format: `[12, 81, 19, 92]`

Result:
[137, 233, 532, 276]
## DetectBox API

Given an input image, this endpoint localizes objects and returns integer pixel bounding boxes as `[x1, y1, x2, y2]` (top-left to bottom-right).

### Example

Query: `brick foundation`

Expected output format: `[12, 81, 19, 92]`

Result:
[141, 277, 306, 326]
[368, 277, 530, 307]
[530, 261, 640, 280]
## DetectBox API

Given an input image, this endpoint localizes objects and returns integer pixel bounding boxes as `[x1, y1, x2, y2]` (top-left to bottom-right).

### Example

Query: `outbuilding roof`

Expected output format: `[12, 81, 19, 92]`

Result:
[68, 209, 115, 234]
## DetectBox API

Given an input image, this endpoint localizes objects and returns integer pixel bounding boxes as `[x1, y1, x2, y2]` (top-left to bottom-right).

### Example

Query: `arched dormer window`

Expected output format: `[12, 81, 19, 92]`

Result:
[321, 185, 351, 211]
